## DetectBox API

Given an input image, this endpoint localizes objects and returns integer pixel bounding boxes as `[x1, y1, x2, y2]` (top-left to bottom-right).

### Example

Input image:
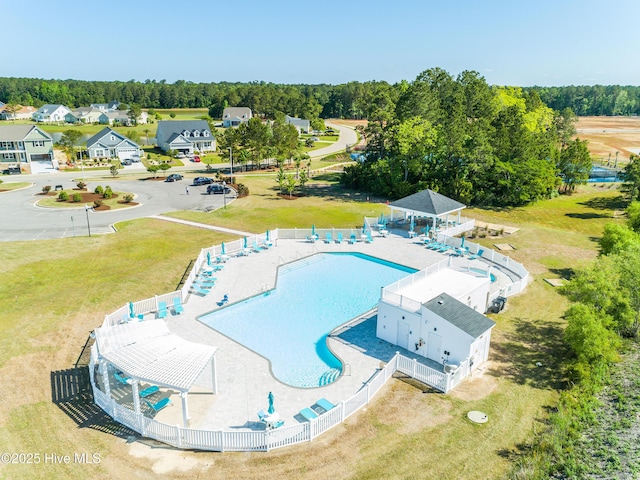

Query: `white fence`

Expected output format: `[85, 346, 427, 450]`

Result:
[89, 350, 456, 452]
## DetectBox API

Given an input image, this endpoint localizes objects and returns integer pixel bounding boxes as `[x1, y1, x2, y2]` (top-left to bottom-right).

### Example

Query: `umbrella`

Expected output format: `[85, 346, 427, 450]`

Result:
[207, 251, 211, 266]
[409, 216, 415, 232]
[268, 391, 275, 414]
[129, 301, 135, 319]
[266, 229, 270, 241]
[243, 237, 248, 249]
[311, 224, 316, 237]
[221, 242, 226, 255]
[460, 236, 465, 249]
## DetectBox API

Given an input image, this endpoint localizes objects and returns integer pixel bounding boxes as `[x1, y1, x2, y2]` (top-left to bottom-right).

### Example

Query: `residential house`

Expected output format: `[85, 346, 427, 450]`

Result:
[90, 101, 121, 112]
[86, 127, 141, 161]
[155, 120, 216, 154]
[32, 104, 71, 123]
[222, 107, 252, 127]
[285, 115, 311, 134]
[65, 107, 104, 124]
[0, 105, 36, 120]
[0, 125, 54, 173]
[99, 110, 148, 126]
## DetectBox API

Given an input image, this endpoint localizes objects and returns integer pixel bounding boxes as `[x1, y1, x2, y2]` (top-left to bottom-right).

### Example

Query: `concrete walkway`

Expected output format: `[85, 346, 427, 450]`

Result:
[149, 215, 254, 237]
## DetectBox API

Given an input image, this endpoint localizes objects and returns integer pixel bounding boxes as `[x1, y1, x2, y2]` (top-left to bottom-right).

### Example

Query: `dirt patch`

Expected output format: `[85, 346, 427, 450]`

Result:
[448, 362, 499, 402]
[576, 116, 640, 165]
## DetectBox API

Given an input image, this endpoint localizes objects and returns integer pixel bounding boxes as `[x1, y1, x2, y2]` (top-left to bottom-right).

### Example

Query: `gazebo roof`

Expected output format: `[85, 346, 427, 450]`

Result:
[389, 189, 466, 216]
[95, 320, 216, 392]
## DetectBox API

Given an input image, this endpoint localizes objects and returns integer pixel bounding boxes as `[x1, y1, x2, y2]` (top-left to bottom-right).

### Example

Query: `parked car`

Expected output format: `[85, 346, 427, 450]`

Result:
[193, 155, 201, 162]
[207, 183, 231, 194]
[2, 167, 21, 175]
[192, 176, 214, 186]
[176, 152, 186, 159]
[165, 174, 184, 182]
[131, 154, 141, 163]
[121, 159, 132, 166]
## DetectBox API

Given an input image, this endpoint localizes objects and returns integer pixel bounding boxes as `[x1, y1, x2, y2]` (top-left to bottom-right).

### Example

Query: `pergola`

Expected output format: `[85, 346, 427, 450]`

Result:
[388, 189, 467, 234]
[94, 320, 217, 427]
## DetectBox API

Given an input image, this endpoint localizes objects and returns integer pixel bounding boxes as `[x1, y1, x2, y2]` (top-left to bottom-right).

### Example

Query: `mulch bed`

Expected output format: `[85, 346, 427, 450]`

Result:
[41, 190, 137, 210]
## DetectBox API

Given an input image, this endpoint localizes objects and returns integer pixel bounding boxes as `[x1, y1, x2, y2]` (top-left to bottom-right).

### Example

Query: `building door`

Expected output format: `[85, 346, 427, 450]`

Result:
[427, 333, 442, 363]
[397, 322, 410, 351]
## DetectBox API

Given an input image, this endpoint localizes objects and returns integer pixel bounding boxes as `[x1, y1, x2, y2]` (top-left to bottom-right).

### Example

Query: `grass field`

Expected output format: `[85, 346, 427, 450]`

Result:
[0, 158, 623, 479]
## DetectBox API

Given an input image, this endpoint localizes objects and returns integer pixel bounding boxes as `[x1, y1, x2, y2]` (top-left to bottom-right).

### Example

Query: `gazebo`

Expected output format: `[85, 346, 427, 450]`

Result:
[388, 189, 468, 235]
[93, 319, 217, 427]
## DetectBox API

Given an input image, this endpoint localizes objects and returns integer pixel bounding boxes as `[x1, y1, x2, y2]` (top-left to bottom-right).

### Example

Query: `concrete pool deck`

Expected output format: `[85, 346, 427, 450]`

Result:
[141, 229, 515, 431]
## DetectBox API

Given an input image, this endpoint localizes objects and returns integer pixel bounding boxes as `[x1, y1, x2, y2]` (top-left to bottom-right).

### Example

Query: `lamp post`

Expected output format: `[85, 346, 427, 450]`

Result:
[222, 181, 227, 209]
[84, 204, 93, 237]
[228, 147, 233, 181]
[71, 216, 76, 237]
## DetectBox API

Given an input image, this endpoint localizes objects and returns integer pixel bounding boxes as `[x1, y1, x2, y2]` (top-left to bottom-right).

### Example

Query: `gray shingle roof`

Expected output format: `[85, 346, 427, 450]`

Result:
[156, 120, 214, 145]
[86, 127, 137, 148]
[389, 189, 466, 216]
[222, 107, 252, 119]
[0, 125, 50, 141]
[424, 293, 495, 338]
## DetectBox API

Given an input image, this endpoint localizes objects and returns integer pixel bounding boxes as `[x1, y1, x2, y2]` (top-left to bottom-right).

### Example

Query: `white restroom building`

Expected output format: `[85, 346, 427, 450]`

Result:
[377, 268, 496, 372]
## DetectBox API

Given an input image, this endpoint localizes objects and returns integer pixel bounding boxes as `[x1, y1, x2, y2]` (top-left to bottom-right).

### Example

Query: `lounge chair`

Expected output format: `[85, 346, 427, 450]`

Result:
[191, 284, 211, 296]
[173, 297, 184, 315]
[314, 398, 336, 414]
[257, 409, 267, 422]
[252, 241, 264, 253]
[203, 264, 224, 273]
[216, 254, 230, 263]
[468, 249, 484, 260]
[114, 371, 131, 385]
[349, 233, 357, 244]
[325, 232, 333, 243]
[157, 301, 168, 319]
[261, 239, 273, 248]
[139, 385, 160, 398]
[299, 407, 318, 421]
[195, 278, 216, 288]
[336, 232, 343, 243]
[145, 397, 171, 412]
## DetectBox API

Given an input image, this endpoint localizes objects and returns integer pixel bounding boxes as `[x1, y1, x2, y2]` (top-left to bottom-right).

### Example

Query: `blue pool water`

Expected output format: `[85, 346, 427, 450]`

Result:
[588, 166, 623, 182]
[199, 253, 416, 388]
[469, 268, 497, 283]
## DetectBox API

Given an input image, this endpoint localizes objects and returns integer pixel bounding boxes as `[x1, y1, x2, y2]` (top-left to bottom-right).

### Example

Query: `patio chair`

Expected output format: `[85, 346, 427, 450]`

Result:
[468, 249, 484, 260]
[139, 385, 160, 398]
[336, 232, 343, 243]
[299, 407, 318, 421]
[145, 397, 172, 412]
[173, 297, 184, 315]
[157, 301, 168, 319]
[314, 398, 336, 414]
[252, 241, 264, 253]
[325, 232, 333, 243]
[195, 278, 216, 288]
[203, 264, 224, 273]
[114, 371, 131, 385]
[217, 294, 229, 307]
[306, 235, 317, 243]
[191, 284, 211, 296]
[349, 233, 357, 244]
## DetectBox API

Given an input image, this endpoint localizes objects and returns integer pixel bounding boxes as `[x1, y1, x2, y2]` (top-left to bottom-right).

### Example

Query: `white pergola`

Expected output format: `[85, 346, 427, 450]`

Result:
[95, 320, 217, 427]
[388, 189, 467, 233]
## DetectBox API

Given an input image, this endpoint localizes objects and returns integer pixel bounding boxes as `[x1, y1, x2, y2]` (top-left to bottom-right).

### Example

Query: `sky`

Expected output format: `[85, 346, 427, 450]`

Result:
[2, 0, 640, 87]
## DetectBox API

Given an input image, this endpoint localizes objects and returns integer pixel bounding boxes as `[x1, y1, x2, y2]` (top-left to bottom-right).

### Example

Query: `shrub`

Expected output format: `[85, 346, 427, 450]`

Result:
[93, 199, 103, 208]
[57, 191, 69, 202]
[122, 194, 134, 203]
[72, 193, 82, 203]
[236, 183, 249, 197]
[103, 186, 113, 199]
[76, 181, 86, 190]
[42, 185, 52, 194]
[94, 185, 104, 195]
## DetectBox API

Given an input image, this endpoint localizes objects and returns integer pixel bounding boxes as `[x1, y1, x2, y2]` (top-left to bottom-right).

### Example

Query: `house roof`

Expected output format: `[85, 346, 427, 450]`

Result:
[0, 125, 51, 141]
[86, 127, 138, 148]
[424, 293, 495, 339]
[389, 189, 466, 216]
[34, 104, 69, 115]
[95, 320, 216, 392]
[156, 120, 214, 144]
[222, 107, 252, 119]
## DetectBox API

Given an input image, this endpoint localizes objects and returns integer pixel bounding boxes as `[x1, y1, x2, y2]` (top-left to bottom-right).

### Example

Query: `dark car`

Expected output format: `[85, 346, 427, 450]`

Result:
[121, 158, 132, 166]
[192, 176, 214, 186]
[165, 174, 184, 182]
[207, 184, 231, 194]
[2, 167, 21, 175]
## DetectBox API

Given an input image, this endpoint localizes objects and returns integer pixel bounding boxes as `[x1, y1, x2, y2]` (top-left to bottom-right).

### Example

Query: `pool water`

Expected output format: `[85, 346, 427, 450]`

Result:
[199, 253, 415, 388]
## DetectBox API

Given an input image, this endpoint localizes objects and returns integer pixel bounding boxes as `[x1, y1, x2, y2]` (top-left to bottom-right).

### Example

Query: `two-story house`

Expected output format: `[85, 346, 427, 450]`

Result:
[32, 104, 71, 123]
[0, 125, 54, 173]
[285, 115, 311, 134]
[155, 120, 216, 155]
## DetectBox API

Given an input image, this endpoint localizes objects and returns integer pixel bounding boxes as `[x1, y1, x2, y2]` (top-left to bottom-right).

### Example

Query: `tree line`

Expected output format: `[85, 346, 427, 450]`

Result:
[526, 85, 640, 116]
[341, 68, 592, 206]
[0, 77, 395, 121]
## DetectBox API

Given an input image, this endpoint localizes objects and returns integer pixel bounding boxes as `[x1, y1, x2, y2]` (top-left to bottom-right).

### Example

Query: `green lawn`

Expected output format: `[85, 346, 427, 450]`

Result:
[0, 181, 31, 190]
[0, 178, 622, 479]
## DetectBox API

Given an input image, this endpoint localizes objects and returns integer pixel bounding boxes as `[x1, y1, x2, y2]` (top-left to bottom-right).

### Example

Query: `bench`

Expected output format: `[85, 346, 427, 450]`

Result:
[54, 185, 64, 191]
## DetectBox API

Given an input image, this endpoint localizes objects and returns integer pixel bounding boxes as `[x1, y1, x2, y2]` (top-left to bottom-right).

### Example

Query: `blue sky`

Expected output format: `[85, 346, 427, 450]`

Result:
[2, 0, 639, 86]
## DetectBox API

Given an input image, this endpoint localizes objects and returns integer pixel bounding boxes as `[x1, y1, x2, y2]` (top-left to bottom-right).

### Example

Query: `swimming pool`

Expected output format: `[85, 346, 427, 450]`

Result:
[199, 253, 416, 388]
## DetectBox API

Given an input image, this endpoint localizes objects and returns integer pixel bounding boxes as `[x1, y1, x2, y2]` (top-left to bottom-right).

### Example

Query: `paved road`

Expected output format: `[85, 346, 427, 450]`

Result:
[0, 122, 355, 242]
